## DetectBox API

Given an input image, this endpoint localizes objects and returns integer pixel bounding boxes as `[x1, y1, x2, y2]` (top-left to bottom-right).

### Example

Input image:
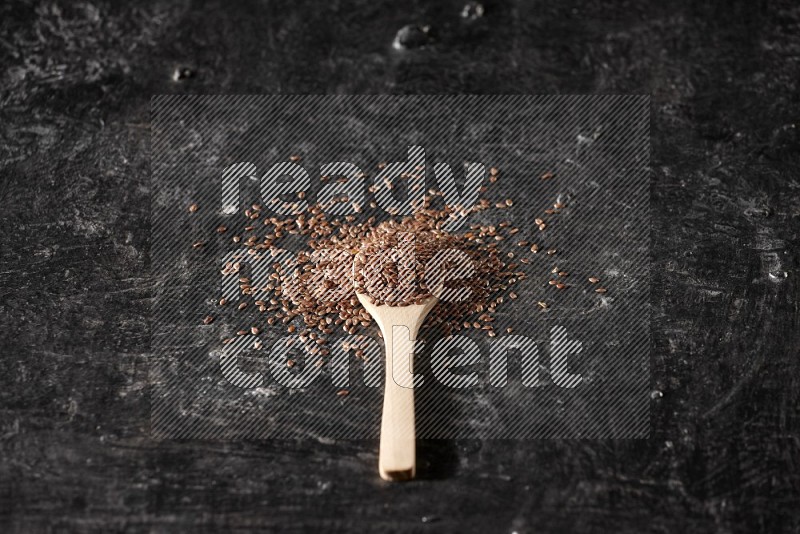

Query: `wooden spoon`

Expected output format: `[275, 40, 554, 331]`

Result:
[356, 293, 439, 481]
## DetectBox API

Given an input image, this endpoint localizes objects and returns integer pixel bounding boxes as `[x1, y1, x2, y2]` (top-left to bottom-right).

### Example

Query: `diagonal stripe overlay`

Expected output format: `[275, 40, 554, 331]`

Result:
[151, 95, 650, 440]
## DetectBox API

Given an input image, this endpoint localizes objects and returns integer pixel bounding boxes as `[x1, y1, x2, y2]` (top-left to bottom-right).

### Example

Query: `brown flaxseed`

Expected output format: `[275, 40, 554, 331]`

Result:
[207, 164, 578, 352]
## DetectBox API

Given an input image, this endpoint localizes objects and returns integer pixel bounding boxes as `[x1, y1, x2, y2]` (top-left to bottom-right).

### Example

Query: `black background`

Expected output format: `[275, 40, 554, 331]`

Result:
[1, 0, 798, 532]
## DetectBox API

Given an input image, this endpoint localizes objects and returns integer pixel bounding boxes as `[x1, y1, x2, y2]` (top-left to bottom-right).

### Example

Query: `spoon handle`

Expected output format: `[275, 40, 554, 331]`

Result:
[356, 295, 438, 481]
[378, 318, 418, 480]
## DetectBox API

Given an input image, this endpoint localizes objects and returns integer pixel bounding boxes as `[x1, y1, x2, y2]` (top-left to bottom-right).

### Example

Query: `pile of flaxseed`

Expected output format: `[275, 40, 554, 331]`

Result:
[192, 164, 608, 356]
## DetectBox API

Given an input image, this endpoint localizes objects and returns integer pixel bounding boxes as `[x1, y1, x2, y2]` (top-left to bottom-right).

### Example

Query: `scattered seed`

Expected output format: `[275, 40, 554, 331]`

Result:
[208, 165, 575, 350]
[556, 283, 566, 289]
[203, 315, 214, 325]
[595, 287, 608, 293]
[336, 389, 350, 396]
[541, 171, 554, 180]
[588, 277, 600, 283]
[188, 203, 198, 213]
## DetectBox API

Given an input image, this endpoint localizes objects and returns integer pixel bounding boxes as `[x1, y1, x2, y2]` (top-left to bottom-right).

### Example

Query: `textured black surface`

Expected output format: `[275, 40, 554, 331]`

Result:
[1, 1, 799, 532]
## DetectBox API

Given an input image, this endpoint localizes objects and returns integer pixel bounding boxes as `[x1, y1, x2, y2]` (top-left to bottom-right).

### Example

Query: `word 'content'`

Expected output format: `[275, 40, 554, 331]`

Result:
[219, 325, 584, 390]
